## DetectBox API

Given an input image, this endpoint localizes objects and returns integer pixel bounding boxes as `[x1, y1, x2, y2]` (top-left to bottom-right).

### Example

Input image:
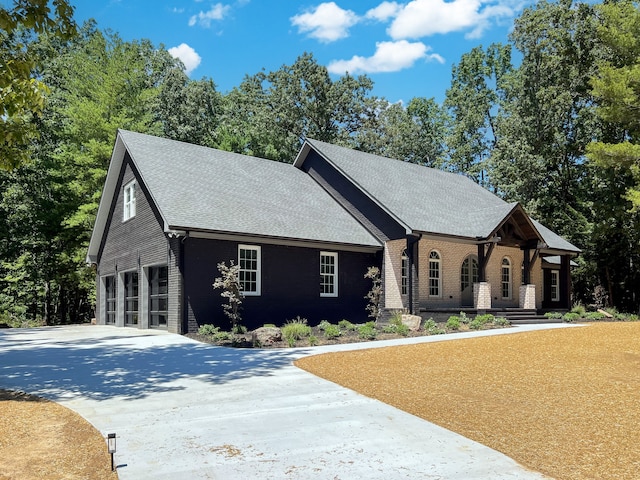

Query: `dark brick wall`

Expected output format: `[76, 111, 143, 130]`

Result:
[183, 237, 378, 332]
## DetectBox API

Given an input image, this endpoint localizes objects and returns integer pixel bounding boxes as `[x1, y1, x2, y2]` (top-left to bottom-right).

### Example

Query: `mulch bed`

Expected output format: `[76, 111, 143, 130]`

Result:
[295, 322, 640, 480]
[0, 390, 117, 480]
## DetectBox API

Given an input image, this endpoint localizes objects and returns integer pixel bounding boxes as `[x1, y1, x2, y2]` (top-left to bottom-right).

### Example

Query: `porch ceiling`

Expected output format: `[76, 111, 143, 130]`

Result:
[491, 206, 542, 248]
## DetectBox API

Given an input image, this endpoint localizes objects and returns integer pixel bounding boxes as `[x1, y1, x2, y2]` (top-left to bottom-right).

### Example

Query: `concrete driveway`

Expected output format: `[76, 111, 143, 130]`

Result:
[0, 325, 560, 479]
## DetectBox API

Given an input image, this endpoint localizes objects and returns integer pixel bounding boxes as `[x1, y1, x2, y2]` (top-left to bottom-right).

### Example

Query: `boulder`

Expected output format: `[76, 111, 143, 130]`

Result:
[401, 314, 422, 332]
[252, 326, 282, 344]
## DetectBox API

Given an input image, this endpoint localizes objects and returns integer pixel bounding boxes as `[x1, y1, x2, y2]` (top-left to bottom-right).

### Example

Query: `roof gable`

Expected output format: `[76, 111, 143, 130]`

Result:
[88, 131, 381, 262]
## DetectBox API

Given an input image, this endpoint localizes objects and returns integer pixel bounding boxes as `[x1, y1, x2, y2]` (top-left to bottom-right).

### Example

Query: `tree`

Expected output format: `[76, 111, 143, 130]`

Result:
[0, 0, 76, 169]
[445, 44, 511, 188]
[587, 0, 640, 210]
[213, 261, 244, 332]
[219, 53, 375, 161]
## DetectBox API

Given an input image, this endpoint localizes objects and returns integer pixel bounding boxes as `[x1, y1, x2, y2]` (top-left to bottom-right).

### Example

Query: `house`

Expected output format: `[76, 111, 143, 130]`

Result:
[87, 130, 580, 333]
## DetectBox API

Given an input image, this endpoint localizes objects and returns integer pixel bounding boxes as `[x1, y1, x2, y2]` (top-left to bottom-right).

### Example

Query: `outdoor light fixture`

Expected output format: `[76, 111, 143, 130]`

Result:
[107, 433, 116, 471]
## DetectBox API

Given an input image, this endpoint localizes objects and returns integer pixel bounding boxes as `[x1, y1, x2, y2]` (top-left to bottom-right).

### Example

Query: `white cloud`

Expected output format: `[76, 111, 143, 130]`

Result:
[168, 43, 202, 75]
[327, 40, 443, 74]
[290, 2, 359, 43]
[188, 3, 230, 28]
[365, 2, 402, 22]
[388, 0, 516, 39]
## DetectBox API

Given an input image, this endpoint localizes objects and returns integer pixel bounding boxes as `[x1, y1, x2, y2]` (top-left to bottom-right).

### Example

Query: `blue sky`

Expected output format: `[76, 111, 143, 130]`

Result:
[73, 0, 530, 104]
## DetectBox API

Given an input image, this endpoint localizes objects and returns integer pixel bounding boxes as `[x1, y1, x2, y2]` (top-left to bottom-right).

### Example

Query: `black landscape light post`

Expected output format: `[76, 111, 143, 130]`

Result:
[107, 433, 116, 471]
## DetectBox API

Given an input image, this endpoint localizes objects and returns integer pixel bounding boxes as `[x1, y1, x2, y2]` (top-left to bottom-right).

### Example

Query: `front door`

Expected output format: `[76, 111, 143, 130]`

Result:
[461, 256, 479, 307]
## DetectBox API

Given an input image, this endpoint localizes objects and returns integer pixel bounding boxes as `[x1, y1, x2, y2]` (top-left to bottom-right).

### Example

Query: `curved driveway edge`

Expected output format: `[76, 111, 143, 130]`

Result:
[0, 325, 568, 479]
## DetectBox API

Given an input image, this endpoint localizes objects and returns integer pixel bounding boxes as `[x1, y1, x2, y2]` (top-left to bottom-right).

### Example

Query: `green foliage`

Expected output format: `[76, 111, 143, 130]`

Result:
[197, 324, 231, 342]
[446, 316, 461, 331]
[358, 321, 378, 340]
[563, 312, 581, 322]
[317, 319, 332, 331]
[338, 319, 356, 331]
[570, 304, 587, 317]
[263, 323, 276, 328]
[308, 335, 318, 346]
[382, 315, 410, 336]
[213, 261, 244, 332]
[364, 266, 382, 321]
[494, 316, 510, 327]
[323, 324, 342, 339]
[585, 311, 605, 321]
[423, 318, 445, 335]
[458, 311, 470, 324]
[474, 313, 495, 324]
[545, 311, 564, 319]
[282, 317, 312, 347]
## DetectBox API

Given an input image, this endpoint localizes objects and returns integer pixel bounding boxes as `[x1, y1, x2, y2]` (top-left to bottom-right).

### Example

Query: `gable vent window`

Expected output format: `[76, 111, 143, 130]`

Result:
[239, 245, 261, 296]
[320, 252, 338, 297]
[123, 180, 137, 221]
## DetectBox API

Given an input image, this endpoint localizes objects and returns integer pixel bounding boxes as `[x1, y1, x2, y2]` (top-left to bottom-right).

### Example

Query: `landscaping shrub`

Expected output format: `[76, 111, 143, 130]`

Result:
[423, 318, 445, 335]
[308, 335, 318, 346]
[585, 311, 605, 321]
[358, 321, 378, 340]
[459, 311, 470, 324]
[198, 324, 232, 342]
[323, 324, 342, 339]
[282, 317, 312, 347]
[446, 316, 461, 331]
[474, 313, 495, 324]
[339, 319, 357, 331]
[563, 312, 581, 322]
[318, 320, 332, 331]
[571, 304, 587, 317]
[545, 311, 563, 319]
[494, 316, 510, 326]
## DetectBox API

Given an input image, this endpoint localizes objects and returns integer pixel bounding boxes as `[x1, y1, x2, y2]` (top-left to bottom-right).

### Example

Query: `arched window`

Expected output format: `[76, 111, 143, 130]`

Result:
[502, 257, 511, 299]
[401, 250, 409, 295]
[429, 250, 441, 297]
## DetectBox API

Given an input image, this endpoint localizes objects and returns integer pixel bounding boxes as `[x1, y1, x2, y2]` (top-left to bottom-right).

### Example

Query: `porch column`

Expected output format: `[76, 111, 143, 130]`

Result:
[523, 248, 531, 285]
[407, 235, 420, 315]
[561, 254, 571, 309]
[475, 242, 492, 310]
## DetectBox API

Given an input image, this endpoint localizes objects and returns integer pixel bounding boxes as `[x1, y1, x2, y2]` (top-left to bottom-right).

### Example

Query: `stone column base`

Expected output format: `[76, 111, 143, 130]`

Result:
[474, 282, 492, 310]
[519, 284, 536, 309]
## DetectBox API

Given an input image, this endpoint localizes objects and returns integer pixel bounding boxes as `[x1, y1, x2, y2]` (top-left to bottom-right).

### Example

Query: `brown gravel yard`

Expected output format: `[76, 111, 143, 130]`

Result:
[295, 322, 640, 480]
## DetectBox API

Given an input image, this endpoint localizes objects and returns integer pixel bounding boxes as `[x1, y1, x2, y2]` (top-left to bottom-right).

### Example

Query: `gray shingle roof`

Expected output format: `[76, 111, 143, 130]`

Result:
[117, 130, 380, 247]
[303, 139, 580, 253]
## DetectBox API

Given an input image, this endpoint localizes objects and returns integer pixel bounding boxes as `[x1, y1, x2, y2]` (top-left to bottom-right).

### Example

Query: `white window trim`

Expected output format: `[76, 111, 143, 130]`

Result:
[238, 245, 261, 296]
[428, 250, 442, 298]
[401, 251, 409, 296]
[123, 180, 137, 221]
[320, 251, 338, 298]
[501, 257, 512, 300]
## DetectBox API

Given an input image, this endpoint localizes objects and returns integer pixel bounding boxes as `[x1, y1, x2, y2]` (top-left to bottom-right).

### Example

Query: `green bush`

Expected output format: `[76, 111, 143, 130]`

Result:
[494, 316, 510, 326]
[358, 321, 378, 339]
[469, 318, 484, 330]
[198, 324, 232, 342]
[339, 319, 357, 331]
[563, 312, 581, 322]
[308, 335, 318, 346]
[545, 311, 563, 319]
[423, 318, 445, 335]
[459, 311, 470, 324]
[474, 313, 494, 324]
[446, 316, 461, 331]
[317, 320, 332, 331]
[627, 314, 639, 321]
[282, 317, 312, 347]
[571, 304, 587, 317]
[383, 322, 409, 336]
[585, 311, 605, 321]
[323, 324, 342, 339]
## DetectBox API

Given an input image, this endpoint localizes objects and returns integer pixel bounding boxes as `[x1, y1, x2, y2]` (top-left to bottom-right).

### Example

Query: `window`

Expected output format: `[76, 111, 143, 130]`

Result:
[461, 256, 479, 291]
[550, 270, 560, 302]
[149, 266, 168, 328]
[124, 271, 139, 325]
[105, 276, 116, 325]
[239, 245, 261, 295]
[429, 250, 441, 297]
[501, 257, 511, 299]
[320, 252, 338, 297]
[401, 250, 408, 296]
[123, 180, 136, 221]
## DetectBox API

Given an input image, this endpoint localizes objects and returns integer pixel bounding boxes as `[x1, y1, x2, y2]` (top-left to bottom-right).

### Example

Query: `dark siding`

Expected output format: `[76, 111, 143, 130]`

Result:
[301, 151, 406, 242]
[96, 155, 171, 326]
[184, 237, 378, 332]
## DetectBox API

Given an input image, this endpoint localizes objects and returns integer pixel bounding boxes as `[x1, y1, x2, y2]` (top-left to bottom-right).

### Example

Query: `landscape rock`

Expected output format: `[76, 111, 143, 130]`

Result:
[401, 314, 422, 331]
[253, 326, 282, 344]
